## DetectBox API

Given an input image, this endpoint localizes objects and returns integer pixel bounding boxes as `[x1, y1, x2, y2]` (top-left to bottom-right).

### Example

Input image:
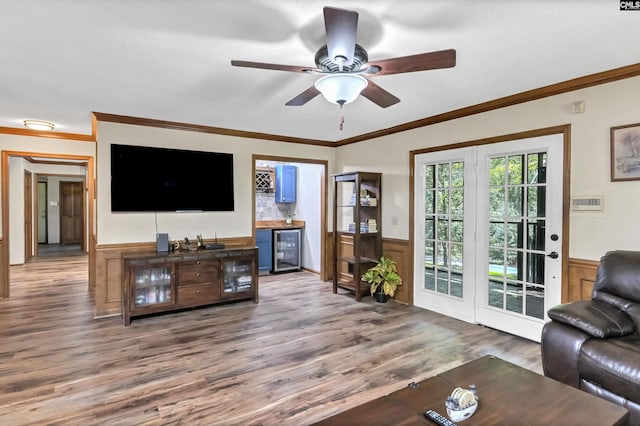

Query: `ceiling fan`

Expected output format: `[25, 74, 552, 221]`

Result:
[231, 6, 456, 109]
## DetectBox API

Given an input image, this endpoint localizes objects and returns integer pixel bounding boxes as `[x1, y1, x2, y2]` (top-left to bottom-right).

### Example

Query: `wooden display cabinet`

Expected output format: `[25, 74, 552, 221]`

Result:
[123, 247, 258, 325]
[332, 171, 382, 301]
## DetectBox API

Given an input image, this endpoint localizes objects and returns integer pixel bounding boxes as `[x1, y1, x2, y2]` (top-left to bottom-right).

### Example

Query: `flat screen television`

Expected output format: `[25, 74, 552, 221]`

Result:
[111, 144, 234, 212]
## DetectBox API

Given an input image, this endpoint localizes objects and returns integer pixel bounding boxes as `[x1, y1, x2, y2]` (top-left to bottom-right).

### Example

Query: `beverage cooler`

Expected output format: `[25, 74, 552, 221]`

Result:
[273, 229, 301, 272]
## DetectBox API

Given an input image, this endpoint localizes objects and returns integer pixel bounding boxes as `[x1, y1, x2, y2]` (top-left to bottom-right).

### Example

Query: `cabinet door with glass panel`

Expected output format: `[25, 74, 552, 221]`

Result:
[125, 260, 176, 325]
[221, 251, 259, 302]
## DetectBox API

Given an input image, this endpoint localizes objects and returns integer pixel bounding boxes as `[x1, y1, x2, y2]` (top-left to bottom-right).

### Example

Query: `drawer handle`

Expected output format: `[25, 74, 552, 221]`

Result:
[197, 273, 201, 279]
[196, 290, 201, 295]
[196, 260, 201, 265]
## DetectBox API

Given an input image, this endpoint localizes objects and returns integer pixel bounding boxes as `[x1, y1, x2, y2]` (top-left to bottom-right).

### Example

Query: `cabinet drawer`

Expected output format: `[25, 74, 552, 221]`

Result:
[177, 269, 218, 285]
[179, 259, 216, 269]
[178, 284, 219, 306]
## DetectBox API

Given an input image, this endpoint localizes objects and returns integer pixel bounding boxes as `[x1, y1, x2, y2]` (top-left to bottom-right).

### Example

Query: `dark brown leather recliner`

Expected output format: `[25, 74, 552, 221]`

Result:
[541, 250, 640, 424]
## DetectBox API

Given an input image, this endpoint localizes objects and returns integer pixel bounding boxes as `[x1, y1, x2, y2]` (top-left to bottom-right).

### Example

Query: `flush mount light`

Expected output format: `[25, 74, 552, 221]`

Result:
[23, 119, 55, 131]
[314, 74, 368, 107]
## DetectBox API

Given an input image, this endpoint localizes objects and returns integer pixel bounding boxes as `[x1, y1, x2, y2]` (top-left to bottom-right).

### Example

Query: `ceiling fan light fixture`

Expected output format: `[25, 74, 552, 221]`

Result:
[314, 74, 367, 106]
[23, 119, 55, 131]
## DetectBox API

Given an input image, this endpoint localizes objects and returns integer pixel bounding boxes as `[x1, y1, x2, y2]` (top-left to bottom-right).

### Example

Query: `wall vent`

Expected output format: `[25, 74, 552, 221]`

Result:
[571, 195, 604, 211]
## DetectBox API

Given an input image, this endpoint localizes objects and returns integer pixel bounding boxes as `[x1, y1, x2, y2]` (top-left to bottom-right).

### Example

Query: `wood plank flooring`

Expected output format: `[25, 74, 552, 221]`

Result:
[2, 256, 542, 425]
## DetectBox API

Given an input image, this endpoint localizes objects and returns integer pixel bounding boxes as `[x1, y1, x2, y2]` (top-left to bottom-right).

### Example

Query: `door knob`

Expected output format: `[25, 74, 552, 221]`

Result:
[547, 251, 559, 259]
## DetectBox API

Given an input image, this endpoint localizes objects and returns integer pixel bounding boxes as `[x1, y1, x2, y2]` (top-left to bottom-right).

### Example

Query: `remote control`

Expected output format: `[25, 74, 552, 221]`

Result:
[423, 409, 457, 426]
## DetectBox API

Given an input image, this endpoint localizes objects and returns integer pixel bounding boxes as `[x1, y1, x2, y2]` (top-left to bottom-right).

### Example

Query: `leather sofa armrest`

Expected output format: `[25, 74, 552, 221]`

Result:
[547, 300, 635, 338]
[541, 321, 590, 387]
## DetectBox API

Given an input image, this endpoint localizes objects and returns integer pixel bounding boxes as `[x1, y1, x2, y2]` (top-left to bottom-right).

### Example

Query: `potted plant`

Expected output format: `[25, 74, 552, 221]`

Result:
[361, 256, 403, 303]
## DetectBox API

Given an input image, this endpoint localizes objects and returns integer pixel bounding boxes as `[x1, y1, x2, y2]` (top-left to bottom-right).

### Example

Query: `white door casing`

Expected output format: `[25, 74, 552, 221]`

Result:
[413, 133, 564, 342]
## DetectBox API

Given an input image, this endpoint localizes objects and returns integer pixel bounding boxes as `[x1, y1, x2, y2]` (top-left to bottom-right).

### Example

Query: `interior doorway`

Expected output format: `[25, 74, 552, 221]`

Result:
[252, 155, 328, 280]
[34, 175, 86, 258]
[1, 151, 94, 299]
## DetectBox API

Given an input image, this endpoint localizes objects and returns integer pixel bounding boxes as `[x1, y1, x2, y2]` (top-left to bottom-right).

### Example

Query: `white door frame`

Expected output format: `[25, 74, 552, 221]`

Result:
[410, 126, 570, 342]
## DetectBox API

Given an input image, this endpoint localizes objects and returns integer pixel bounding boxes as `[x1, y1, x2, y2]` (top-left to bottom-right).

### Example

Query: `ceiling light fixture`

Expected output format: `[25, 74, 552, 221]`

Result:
[314, 74, 367, 107]
[23, 119, 55, 131]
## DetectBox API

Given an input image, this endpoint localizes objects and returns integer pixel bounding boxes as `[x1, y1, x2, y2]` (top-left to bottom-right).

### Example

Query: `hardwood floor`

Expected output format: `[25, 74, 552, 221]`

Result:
[2, 256, 542, 425]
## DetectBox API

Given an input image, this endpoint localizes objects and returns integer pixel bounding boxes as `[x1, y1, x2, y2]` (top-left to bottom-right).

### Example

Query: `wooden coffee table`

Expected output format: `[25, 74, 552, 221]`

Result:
[313, 355, 629, 425]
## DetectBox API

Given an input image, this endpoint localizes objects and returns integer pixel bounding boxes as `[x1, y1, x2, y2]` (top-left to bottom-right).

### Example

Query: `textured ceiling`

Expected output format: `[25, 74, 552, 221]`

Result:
[2, 1, 640, 142]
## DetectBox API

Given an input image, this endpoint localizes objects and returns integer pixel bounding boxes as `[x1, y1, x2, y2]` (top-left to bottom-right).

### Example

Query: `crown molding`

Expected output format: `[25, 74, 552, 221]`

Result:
[0, 126, 95, 142]
[92, 112, 334, 147]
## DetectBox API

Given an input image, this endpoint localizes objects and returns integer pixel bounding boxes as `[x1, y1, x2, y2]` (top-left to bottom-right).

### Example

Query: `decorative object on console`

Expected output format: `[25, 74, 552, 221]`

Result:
[156, 233, 169, 253]
[361, 256, 403, 303]
[445, 385, 478, 422]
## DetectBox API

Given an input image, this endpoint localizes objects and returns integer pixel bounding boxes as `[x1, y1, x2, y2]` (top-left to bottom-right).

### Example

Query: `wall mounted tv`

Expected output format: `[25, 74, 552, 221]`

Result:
[111, 144, 234, 212]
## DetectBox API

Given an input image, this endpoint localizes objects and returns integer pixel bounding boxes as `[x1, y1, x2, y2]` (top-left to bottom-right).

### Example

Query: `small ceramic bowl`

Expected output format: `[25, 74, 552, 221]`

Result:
[446, 401, 477, 422]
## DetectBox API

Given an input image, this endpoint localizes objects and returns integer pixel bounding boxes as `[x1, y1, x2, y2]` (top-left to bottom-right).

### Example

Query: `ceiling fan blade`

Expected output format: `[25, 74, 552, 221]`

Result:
[367, 49, 456, 76]
[324, 6, 358, 67]
[285, 86, 321, 106]
[231, 60, 321, 74]
[360, 80, 400, 108]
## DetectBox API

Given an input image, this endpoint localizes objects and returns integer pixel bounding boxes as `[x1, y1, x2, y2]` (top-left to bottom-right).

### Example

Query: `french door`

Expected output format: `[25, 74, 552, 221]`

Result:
[413, 147, 477, 323]
[414, 134, 564, 342]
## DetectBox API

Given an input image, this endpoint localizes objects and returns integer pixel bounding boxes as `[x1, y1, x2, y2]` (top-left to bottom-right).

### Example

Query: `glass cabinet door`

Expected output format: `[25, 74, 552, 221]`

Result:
[132, 265, 173, 307]
[222, 259, 254, 295]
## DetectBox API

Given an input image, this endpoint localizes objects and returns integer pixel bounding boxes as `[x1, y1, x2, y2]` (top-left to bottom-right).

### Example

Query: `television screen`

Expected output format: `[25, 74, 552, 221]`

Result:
[111, 144, 234, 212]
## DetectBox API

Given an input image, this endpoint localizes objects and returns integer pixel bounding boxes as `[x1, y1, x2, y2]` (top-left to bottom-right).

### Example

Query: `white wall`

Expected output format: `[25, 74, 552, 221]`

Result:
[97, 122, 335, 245]
[335, 75, 640, 261]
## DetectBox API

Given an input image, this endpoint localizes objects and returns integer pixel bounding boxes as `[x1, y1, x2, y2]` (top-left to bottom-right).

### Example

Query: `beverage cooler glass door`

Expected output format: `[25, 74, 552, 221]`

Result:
[134, 266, 173, 306]
[273, 229, 301, 272]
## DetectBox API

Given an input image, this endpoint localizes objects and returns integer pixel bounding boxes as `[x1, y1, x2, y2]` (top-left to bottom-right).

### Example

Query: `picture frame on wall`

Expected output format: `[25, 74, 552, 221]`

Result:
[611, 122, 640, 181]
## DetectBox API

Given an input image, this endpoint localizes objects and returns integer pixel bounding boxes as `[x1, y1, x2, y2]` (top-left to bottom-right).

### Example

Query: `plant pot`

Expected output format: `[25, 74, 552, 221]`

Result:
[374, 289, 388, 303]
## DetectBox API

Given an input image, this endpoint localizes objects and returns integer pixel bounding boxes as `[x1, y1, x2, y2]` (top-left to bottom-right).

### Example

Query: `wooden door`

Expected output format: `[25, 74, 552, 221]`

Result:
[60, 181, 84, 247]
[24, 171, 33, 262]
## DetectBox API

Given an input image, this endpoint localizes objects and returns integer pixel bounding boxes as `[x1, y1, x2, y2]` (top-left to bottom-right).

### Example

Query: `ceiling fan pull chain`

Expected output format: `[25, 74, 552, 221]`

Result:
[339, 115, 345, 131]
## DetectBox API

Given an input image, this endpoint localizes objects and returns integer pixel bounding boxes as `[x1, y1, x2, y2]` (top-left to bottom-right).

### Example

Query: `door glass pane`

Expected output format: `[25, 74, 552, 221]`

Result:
[486, 151, 547, 320]
[423, 161, 464, 298]
[489, 188, 505, 217]
[437, 219, 449, 241]
[506, 222, 523, 249]
[425, 218, 435, 239]
[437, 190, 449, 214]
[507, 187, 523, 217]
[489, 157, 506, 185]
[526, 285, 545, 319]
[489, 222, 503, 247]
[488, 280, 503, 308]
[527, 220, 545, 250]
[506, 281, 523, 314]
[508, 155, 524, 185]
[425, 190, 435, 214]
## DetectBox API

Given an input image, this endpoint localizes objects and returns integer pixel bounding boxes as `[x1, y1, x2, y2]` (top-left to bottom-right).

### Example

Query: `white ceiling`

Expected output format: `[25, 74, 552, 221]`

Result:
[3, 1, 640, 143]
